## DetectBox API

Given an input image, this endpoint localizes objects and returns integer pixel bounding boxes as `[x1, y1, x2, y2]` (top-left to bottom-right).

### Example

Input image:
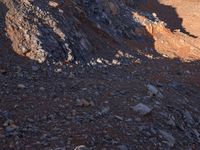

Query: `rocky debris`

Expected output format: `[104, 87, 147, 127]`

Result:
[98, 106, 110, 116]
[159, 130, 175, 147]
[0, 0, 200, 149]
[131, 103, 152, 115]
[0, 0, 159, 63]
[17, 84, 26, 89]
[0, 69, 7, 75]
[193, 129, 200, 142]
[74, 145, 89, 150]
[183, 110, 195, 126]
[147, 84, 163, 98]
[48, 1, 59, 8]
[31, 65, 39, 71]
[117, 144, 129, 150]
[3, 120, 18, 133]
[76, 99, 95, 107]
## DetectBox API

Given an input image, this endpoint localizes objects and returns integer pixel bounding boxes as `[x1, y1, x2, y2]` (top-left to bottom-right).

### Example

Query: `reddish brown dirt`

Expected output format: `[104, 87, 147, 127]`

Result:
[137, 0, 200, 60]
[0, 0, 200, 150]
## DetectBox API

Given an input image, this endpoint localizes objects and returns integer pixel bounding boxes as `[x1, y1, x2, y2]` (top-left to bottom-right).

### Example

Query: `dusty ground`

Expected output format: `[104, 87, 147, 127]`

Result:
[0, 0, 200, 150]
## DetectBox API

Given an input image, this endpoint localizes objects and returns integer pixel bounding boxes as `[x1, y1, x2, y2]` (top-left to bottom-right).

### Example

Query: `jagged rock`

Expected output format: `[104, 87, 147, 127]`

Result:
[147, 84, 163, 98]
[0, 0, 152, 63]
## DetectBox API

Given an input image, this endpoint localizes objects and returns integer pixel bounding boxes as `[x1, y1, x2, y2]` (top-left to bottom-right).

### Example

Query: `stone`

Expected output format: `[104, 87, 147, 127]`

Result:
[159, 130, 175, 147]
[0, 69, 7, 75]
[17, 84, 26, 89]
[193, 129, 200, 142]
[108, 2, 119, 15]
[74, 145, 89, 150]
[147, 84, 163, 98]
[147, 84, 159, 95]
[3, 120, 18, 132]
[39, 87, 45, 91]
[68, 72, 75, 78]
[48, 1, 59, 7]
[76, 99, 94, 107]
[183, 111, 194, 125]
[32, 65, 39, 71]
[5, 125, 18, 132]
[99, 106, 110, 115]
[132, 103, 152, 115]
[117, 145, 128, 150]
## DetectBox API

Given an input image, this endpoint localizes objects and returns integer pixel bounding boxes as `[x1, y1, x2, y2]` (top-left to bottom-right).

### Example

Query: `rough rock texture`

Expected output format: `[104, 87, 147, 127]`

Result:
[1, 0, 200, 63]
[0, 0, 200, 149]
[2, 0, 150, 63]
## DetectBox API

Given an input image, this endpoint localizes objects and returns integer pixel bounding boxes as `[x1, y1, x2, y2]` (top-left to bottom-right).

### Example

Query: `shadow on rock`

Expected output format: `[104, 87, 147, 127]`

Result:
[139, 0, 198, 38]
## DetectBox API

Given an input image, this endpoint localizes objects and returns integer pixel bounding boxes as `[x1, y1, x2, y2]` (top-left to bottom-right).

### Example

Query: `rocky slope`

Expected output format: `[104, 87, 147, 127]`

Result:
[1, 0, 200, 64]
[0, 0, 200, 149]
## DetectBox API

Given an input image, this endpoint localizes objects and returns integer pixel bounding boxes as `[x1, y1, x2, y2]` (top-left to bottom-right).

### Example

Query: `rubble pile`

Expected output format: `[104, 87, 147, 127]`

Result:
[1, 0, 159, 63]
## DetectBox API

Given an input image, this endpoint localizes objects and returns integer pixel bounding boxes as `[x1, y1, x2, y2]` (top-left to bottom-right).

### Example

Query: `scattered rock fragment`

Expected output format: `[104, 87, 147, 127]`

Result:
[183, 111, 194, 126]
[166, 117, 176, 127]
[76, 99, 95, 107]
[3, 120, 18, 133]
[159, 130, 175, 147]
[48, 1, 59, 8]
[68, 72, 75, 78]
[17, 84, 26, 89]
[193, 129, 200, 142]
[98, 106, 110, 116]
[117, 144, 128, 150]
[115, 115, 123, 121]
[31, 65, 39, 71]
[39, 87, 45, 91]
[132, 103, 152, 115]
[74, 145, 89, 150]
[0, 69, 7, 75]
[147, 84, 163, 98]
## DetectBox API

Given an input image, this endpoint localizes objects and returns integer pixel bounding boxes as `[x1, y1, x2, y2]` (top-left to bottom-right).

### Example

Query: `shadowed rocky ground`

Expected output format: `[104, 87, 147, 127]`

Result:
[0, 0, 200, 149]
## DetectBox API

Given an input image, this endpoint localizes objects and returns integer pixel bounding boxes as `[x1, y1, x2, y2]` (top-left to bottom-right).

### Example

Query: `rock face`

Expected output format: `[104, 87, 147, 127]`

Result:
[1, 0, 152, 63]
[1, 0, 200, 64]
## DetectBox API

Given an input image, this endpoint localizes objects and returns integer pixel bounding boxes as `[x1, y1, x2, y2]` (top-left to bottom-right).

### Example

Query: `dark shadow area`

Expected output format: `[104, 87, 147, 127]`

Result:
[0, 2, 18, 68]
[139, 0, 198, 38]
[0, 1, 12, 64]
[0, 2, 35, 69]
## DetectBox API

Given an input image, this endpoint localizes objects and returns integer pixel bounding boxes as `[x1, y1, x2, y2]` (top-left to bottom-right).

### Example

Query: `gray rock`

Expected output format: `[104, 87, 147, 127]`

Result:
[193, 129, 200, 142]
[147, 84, 163, 98]
[132, 103, 152, 115]
[32, 65, 39, 71]
[159, 130, 175, 147]
[183, 111, 194, 126]
[117, 145, 128, 150]
[17, 84, 26, 89]
[147, 84, 159, 94]
[74, 145, 89, 150]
